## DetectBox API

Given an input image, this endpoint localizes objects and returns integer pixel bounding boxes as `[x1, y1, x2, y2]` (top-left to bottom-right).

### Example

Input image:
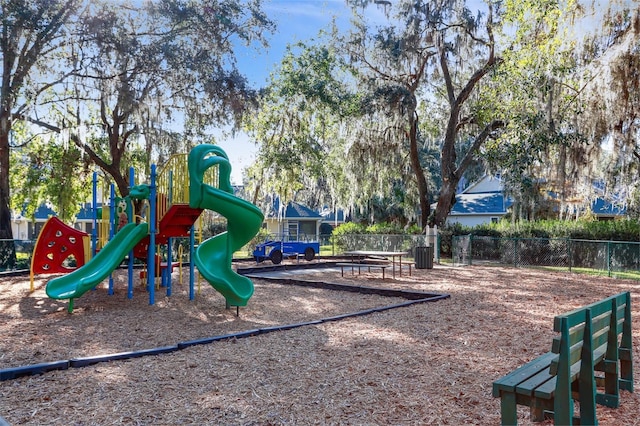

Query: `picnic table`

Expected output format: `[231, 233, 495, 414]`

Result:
[342, 250, 408, 279]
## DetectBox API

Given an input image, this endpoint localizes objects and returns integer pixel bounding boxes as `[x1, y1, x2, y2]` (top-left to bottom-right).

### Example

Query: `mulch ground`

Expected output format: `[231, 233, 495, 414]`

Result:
[0, 261, 639, 425]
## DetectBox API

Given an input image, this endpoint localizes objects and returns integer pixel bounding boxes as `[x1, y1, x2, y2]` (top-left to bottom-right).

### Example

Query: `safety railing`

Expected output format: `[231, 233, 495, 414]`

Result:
[155, 153, 218, 223]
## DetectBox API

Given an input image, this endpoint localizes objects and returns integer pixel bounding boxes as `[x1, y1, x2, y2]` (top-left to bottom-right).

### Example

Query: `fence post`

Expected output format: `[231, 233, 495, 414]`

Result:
[607, 241, 611, 278]
[514, 237, 518, 268]
[567, 238, 572, 273]
[423, 225, 439, 264]
[434, 225, 439, 263]
[425, 225, 430, 247]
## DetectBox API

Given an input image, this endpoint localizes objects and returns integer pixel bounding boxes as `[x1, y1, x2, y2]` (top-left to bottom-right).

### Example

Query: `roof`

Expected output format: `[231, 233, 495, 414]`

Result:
[268, 199, 322, 220]
[461, 175, 504, 194]
[449, 191, 513, 216]
[76, 203, 96, 220]
[591, 198, 626, 216]
[32, 204, 56, 219]
[31, 203, 101, 220]
[320, 207, 346, 222]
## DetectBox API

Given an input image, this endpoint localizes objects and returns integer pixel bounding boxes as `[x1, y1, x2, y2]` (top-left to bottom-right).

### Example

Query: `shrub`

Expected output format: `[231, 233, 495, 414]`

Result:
[332, 222, 367, 237]
[366, 222, 403, 234]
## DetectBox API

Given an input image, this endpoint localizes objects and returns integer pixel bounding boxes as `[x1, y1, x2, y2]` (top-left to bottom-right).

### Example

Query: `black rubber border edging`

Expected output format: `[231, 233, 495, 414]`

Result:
[0, 264, 449, 383]
[69, 346, 181, 368]
[0, 360, 70, 381]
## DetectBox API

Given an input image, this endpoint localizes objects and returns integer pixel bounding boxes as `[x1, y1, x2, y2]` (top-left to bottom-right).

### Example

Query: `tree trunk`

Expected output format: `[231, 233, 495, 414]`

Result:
[407, 111, 430, 229]
[433, 178, 457, 228]
[432, 103, 460, 228]
[0, 115, 16, 269]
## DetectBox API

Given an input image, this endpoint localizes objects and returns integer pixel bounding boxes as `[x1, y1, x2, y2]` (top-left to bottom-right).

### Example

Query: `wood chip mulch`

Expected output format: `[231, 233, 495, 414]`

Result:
[0, 262, 639, 425]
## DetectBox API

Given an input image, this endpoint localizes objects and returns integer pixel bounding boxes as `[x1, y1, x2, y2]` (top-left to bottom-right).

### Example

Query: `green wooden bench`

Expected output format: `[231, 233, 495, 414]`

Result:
[492, 291, 634, 425]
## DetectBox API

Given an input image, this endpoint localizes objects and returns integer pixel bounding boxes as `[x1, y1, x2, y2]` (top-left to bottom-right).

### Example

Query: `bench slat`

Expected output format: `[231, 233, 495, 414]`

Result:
[336, 263, 390, 279]
[554, 293, 626, 330]
[336, 263, 389, 268]
[515, 365, 555, 398]
[492, 352, 556, 397]
[362, 259, 392, 265]
[550, 324, 613, 376]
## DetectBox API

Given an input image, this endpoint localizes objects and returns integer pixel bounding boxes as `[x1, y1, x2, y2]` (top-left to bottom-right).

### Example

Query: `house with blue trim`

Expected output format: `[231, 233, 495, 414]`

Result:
[582, 179, 627, 219]
[442, 175, 626, 227]
[12, 203, 97, 241]
[443, 175, 513, 227]
[262, 199, 322, 241]
[589, 197, 626, 219]
[319, 206, 347, 232]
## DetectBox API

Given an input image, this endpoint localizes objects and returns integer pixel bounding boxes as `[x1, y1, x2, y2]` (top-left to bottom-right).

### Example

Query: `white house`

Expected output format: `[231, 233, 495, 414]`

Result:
[441, 175, 626, 227]
[12, 203, 96, 241]
[443, 175, 513, 227]
[262, 199, 322, 241]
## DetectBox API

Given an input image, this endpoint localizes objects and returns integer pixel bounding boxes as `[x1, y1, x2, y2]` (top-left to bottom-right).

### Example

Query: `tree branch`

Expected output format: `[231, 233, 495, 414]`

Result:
[11, 113, 61, 132]
[455, 119, 504, 177]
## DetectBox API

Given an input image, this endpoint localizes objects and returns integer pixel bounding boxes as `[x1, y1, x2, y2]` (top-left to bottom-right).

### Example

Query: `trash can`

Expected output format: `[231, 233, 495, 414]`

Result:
[415, 246, 433, 269]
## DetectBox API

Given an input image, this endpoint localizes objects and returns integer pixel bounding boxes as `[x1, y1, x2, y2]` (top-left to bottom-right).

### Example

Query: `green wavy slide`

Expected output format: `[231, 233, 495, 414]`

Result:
[45, 222, 149, 312]
[188, 144, 264, 307]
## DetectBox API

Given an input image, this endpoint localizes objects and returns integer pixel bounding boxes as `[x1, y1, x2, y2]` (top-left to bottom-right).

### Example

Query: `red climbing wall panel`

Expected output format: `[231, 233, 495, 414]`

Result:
[31, 217, 90, 274]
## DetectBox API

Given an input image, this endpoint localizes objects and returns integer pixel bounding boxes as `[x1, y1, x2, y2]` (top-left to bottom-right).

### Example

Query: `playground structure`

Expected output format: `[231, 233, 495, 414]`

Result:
[30, 217, 92, 277]
[32, 145, 263, 313]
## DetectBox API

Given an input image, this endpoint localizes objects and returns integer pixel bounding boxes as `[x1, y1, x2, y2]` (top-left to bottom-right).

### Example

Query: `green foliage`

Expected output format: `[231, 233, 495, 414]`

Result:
[204, 222, 227, 239]
[247, 228, 271, 256]
[331, 222, 367, 236]
[438, 222, 474, 256]
[405, 224, 424, 235]
[439, 218, 640, 258]
[329, 220, 428, 253]
[244, 41, 354, 213]
[443, 218, 640, 241]
[331, 221, 424, 236]
[11, 134, 91, 223]
[571, 219, 640, 242]
[366, 222, 403, 234]
[71, 0, 273, 196]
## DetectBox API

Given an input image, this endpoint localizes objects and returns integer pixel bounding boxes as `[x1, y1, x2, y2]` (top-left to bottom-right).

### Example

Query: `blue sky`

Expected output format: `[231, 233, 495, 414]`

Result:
[237, 1, 336, 88]
[218, 0, 387, 183]
[237, 0, 384, 87]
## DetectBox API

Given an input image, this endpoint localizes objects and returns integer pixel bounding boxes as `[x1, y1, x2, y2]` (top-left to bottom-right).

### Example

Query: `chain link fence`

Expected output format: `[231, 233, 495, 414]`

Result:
[328, 233, 439, 260]
[452, 235, 640, 278]
[2, 233, 442, 272]
[8, 232, 637, 279]
[0, 239, 35, 272]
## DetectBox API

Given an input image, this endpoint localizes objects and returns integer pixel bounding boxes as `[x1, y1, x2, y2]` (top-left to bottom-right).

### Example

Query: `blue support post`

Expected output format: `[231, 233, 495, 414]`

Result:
[166, 237, 173, 296]
[148, 164, 157, 305]
[189, 225, 195, 300]
[91, 172, 98, 256]
[127, 167, 135, 300]
[108, 184, 116, 295]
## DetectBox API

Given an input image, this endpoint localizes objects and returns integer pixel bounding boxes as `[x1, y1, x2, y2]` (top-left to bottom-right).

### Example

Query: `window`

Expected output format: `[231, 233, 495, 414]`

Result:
[287, 221, 298, 241]
[299, 221, 316, 240]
